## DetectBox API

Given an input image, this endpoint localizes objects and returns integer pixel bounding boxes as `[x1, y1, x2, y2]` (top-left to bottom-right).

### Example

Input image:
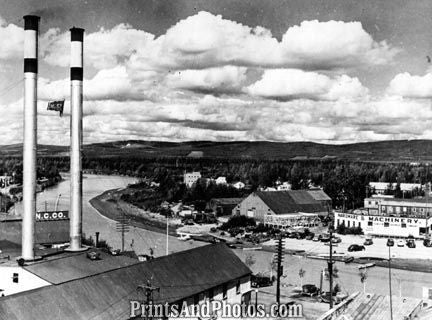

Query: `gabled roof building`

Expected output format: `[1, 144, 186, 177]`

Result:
[232, 190, 331, 224]
[0, 243, 252, 320]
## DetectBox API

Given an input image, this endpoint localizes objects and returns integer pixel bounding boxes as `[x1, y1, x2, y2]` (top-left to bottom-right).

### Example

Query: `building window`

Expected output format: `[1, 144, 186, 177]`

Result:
[428, 288, 432, 300]
[236, 280, 241, 294]
[337, 219, 340, 226]
[382, 206, 386, 213]
[347, 221, 350, 227]
[222, 284, 227, 300]
[368, 221, 373, 226]
[401, 223, 407, 228]
[384, 222, 389, 227]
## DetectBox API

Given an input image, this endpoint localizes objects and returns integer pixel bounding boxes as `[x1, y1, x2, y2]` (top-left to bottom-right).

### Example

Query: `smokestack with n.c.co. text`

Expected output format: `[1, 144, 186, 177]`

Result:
[68, 27, 85, 251]
[21, 15, 40, 261]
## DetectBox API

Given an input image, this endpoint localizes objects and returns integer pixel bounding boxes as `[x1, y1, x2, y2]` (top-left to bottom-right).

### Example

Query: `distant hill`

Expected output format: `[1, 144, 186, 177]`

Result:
[1, 139, 432, 162]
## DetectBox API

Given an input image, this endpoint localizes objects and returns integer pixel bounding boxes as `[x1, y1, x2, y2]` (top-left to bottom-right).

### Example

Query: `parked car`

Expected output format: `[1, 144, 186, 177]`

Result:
[86, 251, 100, 260]
[407, 241, 416, 248]
[364, 238, 373, 246]
[387, 238, 395, 247]
[302, 284, 319, 297]
[305, 233, 315, 240]
[251, 274, 274, 288]
[312, 236, 320, 242]
[296, 232, 307, 240]
[331, 237, 342, 243]
[397, 240, 405, 247]
[288, 232, 297, 239]
[177, 234, 191, 241]
[319, 234, 331, 242]
[348, 244, 365, 252]
[423, 239, 432, 247]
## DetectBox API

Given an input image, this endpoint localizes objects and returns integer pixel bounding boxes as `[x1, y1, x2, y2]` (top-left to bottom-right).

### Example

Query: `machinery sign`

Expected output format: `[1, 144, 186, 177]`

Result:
[36, 211, 69, 221]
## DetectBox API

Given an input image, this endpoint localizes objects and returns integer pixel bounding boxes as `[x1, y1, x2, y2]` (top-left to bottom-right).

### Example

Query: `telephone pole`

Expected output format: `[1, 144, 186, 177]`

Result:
[275, 236, 284, 305]
[328, 222, 334, 309]
[137, 280, 160, 319]
[116, 203, 130, 252]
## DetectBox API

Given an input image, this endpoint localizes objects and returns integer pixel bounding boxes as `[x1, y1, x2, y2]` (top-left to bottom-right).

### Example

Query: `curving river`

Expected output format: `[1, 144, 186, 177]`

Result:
[12, 173, 203, 256]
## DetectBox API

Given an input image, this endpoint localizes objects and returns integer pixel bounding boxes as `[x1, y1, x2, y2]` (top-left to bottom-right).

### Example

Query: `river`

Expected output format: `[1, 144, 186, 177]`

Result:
[11, 173, 203, 256]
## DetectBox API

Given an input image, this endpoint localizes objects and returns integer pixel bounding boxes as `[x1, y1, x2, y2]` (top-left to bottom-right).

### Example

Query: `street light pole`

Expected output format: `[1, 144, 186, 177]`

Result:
[387, 241, 394, 320]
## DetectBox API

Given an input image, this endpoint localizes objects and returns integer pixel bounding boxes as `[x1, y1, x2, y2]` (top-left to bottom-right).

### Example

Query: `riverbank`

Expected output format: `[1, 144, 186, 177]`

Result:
[89, 189, 180, 236]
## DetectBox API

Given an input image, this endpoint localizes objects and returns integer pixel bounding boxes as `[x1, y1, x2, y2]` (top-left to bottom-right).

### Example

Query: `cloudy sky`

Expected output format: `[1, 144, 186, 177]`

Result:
[1, 0, 432, 145]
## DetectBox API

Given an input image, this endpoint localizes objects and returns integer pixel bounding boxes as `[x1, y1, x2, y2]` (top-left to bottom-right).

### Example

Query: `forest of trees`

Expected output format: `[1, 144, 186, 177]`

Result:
[2, 155, 432, 209]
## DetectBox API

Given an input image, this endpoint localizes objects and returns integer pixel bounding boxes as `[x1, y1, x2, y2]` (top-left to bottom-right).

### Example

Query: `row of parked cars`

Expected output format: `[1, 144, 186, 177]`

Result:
[283, 231, 343, 244]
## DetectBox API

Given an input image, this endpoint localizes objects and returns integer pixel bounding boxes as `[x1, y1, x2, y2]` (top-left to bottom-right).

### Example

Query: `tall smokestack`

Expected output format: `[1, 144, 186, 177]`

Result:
[68, 27, 85, 251]
[21, 15, 40, 261]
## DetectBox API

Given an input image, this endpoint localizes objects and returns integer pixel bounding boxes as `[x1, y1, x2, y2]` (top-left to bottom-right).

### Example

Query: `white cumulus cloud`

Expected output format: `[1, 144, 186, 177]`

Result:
[387, 71, 432, 98]
[247, 69, 368, 101]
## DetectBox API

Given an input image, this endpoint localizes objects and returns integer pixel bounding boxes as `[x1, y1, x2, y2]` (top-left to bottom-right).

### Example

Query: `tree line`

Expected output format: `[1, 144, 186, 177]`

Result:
[2, 155, 432, 209]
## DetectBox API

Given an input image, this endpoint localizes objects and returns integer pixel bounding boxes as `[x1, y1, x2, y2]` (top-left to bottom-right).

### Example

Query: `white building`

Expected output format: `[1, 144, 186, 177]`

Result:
[215, 176, 227, 185]
[341, 196, 432, 237]
[232, 181, 245, 189]
[183, 172, 201, 188]
[368, 182, 424, 195]
[276, 182, 292, 191]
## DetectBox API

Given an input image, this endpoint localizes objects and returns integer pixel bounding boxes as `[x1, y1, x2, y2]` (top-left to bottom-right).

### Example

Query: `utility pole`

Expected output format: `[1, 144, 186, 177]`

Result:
[388, 243, 394, 320]
[116, 203, 130, 252]
[166, 213, 169, 256]
[328, 217, 334, 309]
[275, 236, 284, 305]
[137, 280, 160, 319]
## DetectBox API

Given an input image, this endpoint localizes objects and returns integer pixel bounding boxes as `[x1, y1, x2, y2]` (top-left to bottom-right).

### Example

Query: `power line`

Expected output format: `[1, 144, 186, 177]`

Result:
[0, 78, 23, 100]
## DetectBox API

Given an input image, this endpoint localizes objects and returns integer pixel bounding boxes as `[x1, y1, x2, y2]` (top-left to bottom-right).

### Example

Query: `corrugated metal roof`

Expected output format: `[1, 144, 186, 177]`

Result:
[337, 293, 422, 320]
[256, 190, 329, 215]
[0, 243, 251, 320]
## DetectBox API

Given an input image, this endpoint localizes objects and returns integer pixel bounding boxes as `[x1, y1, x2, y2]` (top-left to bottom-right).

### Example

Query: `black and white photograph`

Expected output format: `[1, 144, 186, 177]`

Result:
[1, 0, 432, 319]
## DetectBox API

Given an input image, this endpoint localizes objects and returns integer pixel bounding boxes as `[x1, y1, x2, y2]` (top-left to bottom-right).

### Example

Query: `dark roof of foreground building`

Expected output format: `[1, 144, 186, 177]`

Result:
[255, 190, 330, 215]
[23, 249, 139, 284]
[0, 243, 251, 320]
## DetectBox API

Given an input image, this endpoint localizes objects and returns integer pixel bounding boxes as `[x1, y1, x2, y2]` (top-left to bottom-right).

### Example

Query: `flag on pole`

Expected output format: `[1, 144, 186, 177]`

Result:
[47, 100, 64, 117]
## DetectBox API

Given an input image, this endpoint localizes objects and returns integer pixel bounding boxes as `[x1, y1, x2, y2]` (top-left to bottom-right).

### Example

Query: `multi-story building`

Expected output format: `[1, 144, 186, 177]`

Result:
[183, 171, 201, 188]
[368, 182, 424, 195]
[336, 196, 432, 238]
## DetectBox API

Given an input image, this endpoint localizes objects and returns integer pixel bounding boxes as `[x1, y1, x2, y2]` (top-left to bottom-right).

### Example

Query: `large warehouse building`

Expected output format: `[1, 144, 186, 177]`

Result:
[233, 190, 331, 228]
